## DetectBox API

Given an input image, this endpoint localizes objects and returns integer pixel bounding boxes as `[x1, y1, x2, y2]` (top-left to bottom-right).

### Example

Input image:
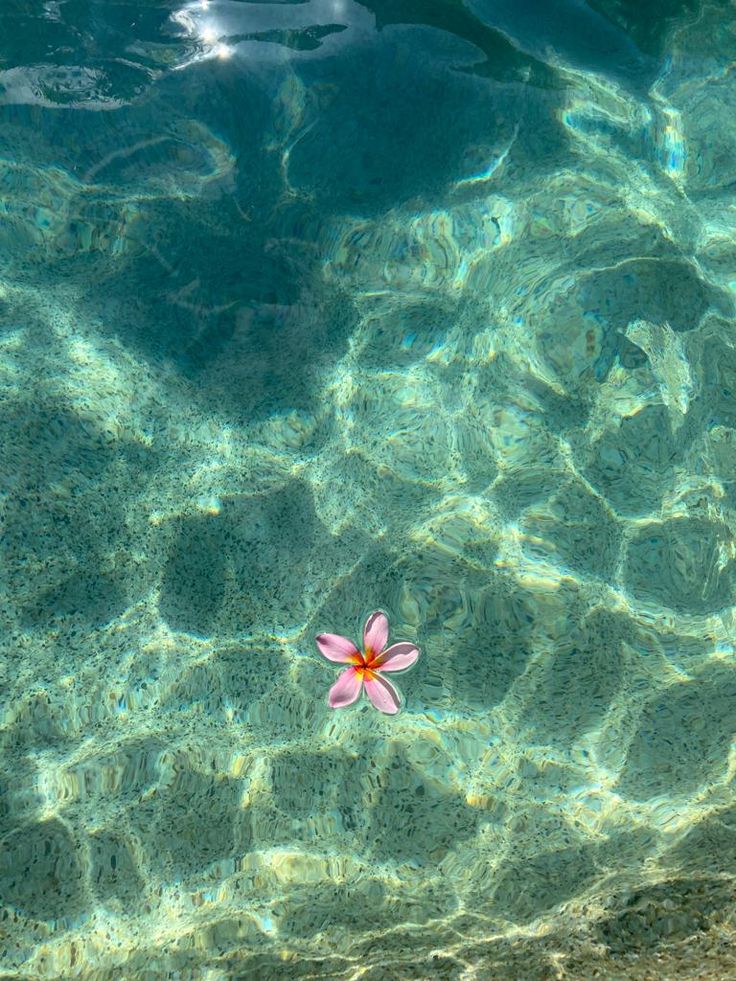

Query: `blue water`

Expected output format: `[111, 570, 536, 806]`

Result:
[1, 0, 736, 976]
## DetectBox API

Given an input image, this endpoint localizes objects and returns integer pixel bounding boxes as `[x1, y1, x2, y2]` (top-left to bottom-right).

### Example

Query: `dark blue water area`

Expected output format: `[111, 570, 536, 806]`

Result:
[0, 0, 699, 452]
[0, 0, 689, 398]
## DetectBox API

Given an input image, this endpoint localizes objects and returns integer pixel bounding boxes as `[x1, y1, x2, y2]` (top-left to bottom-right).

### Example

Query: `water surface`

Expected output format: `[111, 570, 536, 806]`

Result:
[1, 0, 736, 976]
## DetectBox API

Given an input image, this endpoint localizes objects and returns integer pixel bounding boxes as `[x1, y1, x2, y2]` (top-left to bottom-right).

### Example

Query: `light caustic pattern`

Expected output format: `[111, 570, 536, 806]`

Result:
[2, 2, 736, 979]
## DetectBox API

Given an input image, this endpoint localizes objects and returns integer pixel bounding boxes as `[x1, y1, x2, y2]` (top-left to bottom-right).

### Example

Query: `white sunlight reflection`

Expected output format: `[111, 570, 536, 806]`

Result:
[170, 0, 373, 70]
[171, 1, 233, 66]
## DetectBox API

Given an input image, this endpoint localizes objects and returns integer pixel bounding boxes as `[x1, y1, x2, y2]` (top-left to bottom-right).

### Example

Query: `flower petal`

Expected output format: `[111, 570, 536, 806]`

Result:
[316, 633, 360, 663]
[375, 642, 419, 672]
[363, 610, 389, 655]
[328, 668, 363, 708]
[364, 672, 401, 714]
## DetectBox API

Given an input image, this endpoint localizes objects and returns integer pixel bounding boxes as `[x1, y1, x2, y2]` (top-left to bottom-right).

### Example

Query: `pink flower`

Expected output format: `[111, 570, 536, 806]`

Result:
[315, 610, 420, 715]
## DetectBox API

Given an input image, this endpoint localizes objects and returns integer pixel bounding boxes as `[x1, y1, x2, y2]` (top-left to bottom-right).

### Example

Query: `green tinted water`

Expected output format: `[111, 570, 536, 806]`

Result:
[1, 0, 736, 976]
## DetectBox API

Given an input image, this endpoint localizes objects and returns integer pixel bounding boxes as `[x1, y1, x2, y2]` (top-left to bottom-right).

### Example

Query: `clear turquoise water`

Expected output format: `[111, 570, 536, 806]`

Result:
[2, 0, 736, 976]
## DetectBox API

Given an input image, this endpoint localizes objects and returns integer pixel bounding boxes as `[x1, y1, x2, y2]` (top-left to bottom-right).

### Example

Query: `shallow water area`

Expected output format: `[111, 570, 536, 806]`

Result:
[2, 0, 736, 977]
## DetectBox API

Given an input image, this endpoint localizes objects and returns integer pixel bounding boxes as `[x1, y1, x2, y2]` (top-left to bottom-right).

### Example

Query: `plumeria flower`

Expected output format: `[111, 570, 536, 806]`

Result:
[316, 610, 420, 715]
